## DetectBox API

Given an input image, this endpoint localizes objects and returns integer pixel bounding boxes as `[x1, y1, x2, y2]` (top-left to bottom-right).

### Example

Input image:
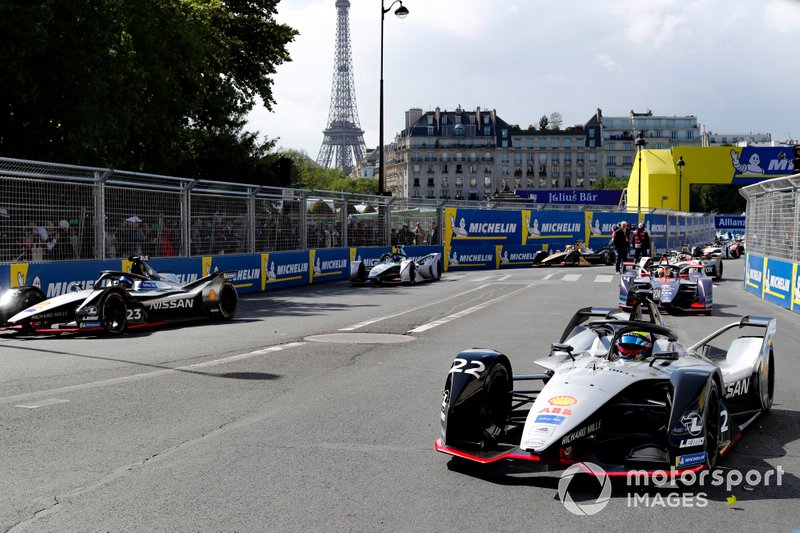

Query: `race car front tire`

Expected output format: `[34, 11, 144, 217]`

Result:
[101, 292, 127, 335]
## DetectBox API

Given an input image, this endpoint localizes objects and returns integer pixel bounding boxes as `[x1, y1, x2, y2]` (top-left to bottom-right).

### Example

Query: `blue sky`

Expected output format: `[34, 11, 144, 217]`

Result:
[247, 0, 800, 159]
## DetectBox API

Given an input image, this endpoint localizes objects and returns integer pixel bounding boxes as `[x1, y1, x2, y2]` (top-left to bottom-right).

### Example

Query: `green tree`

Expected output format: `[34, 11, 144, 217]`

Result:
[689, 184, 746, 213]
[591, 177, 628, 190]
[538, 115, 549, 130]
[0, 0, 297, 176]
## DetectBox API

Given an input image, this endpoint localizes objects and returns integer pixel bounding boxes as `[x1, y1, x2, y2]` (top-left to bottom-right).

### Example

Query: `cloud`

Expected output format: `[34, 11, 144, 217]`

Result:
[595, 54, 626, 73]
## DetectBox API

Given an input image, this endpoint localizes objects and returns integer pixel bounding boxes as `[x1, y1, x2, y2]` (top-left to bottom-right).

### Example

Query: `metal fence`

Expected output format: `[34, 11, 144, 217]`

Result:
[740, 174, 800, 262]
[1, 156, 661, 263]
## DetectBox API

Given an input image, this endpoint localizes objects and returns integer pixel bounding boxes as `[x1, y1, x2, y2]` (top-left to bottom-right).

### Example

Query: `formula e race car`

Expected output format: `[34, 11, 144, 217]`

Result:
[619, 256, 713, 314]
[537, 241, 615, 267]
[689, 244, 724, 280]
[350, 250, 443, 285]
[435, 292, 776, 475]
[0, 256, 238, 334]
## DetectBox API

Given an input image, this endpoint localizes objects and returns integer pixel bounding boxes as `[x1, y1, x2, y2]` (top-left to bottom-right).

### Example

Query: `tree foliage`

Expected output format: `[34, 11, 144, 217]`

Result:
[548, 112, 563, 131]
[689, 184, 746, 213]
[538, 115, 549, 131]
[278, 149, 377, 195]
[0, 0, 297, 180]
[591, 177, 628, 190]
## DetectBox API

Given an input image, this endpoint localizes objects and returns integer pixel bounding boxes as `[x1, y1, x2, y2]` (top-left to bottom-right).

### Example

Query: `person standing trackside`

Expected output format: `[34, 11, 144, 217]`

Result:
[613, 221, 630, 273]
[633, 223, 650, 262]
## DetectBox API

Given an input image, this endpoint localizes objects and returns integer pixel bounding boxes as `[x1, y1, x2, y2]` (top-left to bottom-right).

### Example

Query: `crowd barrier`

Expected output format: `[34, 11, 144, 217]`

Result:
[1, 205, 717, 295]
[740, 175, 800, 315]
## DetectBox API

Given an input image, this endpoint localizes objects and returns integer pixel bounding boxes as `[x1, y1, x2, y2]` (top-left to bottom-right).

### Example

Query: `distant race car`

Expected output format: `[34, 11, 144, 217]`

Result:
[619, 255, 713, 314]
[350, 250, 442, 285]
[0, 256, 237, 335]
[690, 244, 724, 280]
[537, 241, 615, 267]
[435, 292, 776, 476]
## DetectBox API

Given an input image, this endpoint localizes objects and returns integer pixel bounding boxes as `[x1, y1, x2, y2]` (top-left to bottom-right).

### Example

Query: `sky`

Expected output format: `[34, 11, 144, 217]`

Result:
[247, 0, 800, 160]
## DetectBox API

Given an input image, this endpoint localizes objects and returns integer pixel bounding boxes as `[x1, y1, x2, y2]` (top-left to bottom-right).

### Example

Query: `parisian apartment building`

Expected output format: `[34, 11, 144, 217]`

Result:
[382, 107, 713, 200]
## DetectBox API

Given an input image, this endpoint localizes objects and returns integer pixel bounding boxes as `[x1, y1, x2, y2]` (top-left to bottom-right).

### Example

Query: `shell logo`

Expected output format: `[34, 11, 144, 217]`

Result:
[548, 395, 577, 407]
[208, 289, 217, 301]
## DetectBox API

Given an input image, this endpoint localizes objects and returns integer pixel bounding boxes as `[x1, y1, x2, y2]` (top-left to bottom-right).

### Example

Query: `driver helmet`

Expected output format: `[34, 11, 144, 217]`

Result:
[616, 331, 653, 361]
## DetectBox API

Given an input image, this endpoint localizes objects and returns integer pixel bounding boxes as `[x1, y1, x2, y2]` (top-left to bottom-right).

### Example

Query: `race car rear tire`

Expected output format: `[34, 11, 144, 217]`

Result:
[759, 349, 775, 413]
[217, 283, 238, 320]
[101, 292, 127, 335]
[716, 261, 723, 281]
[703, 381, 721, 470]
[408, 263, 416, 285]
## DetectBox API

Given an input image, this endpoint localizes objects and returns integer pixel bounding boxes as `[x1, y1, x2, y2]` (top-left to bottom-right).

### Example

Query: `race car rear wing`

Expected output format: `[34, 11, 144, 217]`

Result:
[559, 306, 620, 342]
[688, 315, 777, 353]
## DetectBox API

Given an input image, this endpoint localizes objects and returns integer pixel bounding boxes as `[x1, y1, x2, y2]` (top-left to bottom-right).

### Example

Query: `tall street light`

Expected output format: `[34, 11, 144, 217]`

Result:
[634, 131, 647, 215]
[676, 155, 685, 212]
[379, 0, 409, 196]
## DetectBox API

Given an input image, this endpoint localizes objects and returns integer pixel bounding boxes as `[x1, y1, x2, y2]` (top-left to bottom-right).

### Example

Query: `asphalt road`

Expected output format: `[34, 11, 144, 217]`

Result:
[1, 259, 799, 532]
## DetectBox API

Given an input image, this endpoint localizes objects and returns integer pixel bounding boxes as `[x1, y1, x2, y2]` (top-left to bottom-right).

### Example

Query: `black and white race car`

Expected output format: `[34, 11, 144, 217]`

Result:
[0, 256, 237, 335]
[537, 241, 615, 267]
[436, 293, 776, 476]
[350, 250, 443, 285]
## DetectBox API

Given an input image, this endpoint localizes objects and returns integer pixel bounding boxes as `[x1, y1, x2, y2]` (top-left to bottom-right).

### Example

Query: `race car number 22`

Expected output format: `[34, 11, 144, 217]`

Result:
[449, 358, 485, 378]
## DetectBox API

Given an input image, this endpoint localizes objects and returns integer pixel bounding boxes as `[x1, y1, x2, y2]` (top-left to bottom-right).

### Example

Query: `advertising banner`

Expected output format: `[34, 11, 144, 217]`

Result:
[310, 248, 350, 284]
[645, 214, 669, 254]
[0, 263, 9, 294]
[201, 255, 261, 294]
[744, 253, 765, 297]
[260, 250, 310, 291]
[584, 211, 621, 251]
[10, 260, 118, 297]
[762, 257, 793, 309]
[495, 245, 546, 269]
[792, 263, 800, 313]
[444, 207, 524, 247]
[445, 245, 495, 271]
[349, 247, 393, 271]
[514, 189, 623, 206]
[522, 210, 584, 250]
[714, 215, 746, 232]
[397, 245, 445, 264]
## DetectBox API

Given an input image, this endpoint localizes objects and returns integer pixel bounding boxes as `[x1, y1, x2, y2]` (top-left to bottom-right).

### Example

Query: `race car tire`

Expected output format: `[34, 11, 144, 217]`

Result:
[717, 261, 723, 280]
[101, 292, 127, 335]
[604, 249, 615, 266]
[479, 361, 512, 443]
[758, 349, 775, 413]
[703, 380, 721, 470]
[434, 260, 442, 280]
[216, 283, 238, 320]
[408, 263, 416, 285]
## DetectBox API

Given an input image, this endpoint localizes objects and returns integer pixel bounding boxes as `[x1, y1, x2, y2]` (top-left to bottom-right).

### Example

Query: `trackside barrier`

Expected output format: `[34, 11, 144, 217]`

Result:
[740, 175, 800, 315]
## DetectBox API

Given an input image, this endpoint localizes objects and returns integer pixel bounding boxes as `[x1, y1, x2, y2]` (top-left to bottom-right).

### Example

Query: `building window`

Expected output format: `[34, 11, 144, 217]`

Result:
[624, 142, 631, 151]
[539, 139, 546, 149]
[607, 142, 615, 151]
[455, 176, 463, 187]
[607, 156, 616, 165]
[687, 130, 694, 140]
[527, 139, 534, 149]
[483, 127, 491, 136]
[484, 176, 492, 187]
[455, 115, 461, 124]
[608, 169, 616, 177]
[456, 164, 463, 173]
[564, 177, 571, 187]
[623, 155, 632, 166]
[551, 139, 559, 149]
[513, 139, 521, 149]
[427, 127, 434, 136]
[671, 131, 678, 140]
[469, 177, 478, 187]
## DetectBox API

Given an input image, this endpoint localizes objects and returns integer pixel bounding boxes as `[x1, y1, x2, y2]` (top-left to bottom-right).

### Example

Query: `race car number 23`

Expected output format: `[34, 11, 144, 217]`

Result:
[126, 308, 144, 322]
[449, 358, 485, 378]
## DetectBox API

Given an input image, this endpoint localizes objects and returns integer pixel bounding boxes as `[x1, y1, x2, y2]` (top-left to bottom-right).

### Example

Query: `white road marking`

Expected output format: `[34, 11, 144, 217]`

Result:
[562, 274, 581, 282]
[497, 274, 512, 281]
[594, 274, 615, 283]
[0, 342, 306, 406]
[471, 275, 496, 282]
[542, 273, 556, 280]
[409, 284, 534, 333]
[338, 284, 490, 331]
[15, 398, 69, 409]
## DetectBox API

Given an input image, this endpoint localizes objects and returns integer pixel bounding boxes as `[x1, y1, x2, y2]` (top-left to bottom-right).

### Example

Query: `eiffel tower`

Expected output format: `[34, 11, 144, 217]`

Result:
[316, 0, 367, 175]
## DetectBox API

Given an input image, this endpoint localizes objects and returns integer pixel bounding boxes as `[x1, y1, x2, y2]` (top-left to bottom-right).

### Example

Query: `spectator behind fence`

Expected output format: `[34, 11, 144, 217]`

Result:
[118, 216, 144, 257]
[414, 222, 425, 245]
[428, 222, 439, 245]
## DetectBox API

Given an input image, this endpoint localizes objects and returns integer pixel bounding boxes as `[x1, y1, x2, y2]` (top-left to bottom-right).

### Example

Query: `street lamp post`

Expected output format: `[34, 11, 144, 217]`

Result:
[634, 131, 647, 215]
[379, 0, 408, 196]
[676, 155, 685, 212]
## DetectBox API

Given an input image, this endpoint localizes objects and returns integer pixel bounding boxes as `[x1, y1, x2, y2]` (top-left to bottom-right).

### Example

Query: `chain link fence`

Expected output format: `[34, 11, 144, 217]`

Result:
[2, 156, 675, 263]
[740, 175, 800, 262]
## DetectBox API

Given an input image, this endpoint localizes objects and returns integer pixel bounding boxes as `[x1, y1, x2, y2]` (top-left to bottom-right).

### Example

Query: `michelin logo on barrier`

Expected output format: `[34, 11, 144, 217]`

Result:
[450, 214, 468, 237]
